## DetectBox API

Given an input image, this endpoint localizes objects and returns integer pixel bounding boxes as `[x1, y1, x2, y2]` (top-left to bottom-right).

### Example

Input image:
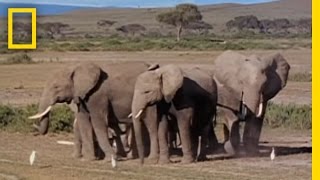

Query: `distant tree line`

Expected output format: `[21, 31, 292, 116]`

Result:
[226, 15, 311, 36]
[5, 4, 311, 42]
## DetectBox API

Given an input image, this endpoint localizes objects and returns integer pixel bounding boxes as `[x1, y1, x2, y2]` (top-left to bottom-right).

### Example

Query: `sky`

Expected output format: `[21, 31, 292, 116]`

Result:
[0, 0, 274, 8]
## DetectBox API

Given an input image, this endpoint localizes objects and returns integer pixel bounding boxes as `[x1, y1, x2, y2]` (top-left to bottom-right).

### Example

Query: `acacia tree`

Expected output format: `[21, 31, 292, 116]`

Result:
[156, 4, 202, 41]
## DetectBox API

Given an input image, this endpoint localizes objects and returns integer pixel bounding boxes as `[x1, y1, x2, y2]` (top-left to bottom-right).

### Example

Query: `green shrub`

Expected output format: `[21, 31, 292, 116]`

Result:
[0, 104, 74, 133]
[264, 102, 311, 130]
[288, 72, 312, 82]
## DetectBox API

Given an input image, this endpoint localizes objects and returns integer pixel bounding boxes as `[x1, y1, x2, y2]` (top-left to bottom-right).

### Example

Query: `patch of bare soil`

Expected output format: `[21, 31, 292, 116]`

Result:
[0, 127, 311, 180]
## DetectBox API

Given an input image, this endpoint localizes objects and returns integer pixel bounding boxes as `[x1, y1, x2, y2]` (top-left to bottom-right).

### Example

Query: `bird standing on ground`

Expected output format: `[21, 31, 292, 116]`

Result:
[270, 147, 275, 161]
[29, 150, 36, 165]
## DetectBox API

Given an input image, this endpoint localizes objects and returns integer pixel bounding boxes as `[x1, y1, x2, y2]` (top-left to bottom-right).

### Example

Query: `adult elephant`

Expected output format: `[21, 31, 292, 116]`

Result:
[29, 62, 151, 163]
[212, 51, 290, 155]
[131, 64, 217, 164]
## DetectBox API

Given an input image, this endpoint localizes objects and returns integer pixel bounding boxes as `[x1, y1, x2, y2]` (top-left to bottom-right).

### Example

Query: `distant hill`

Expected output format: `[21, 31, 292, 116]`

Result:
[0, 0, 311, 36]
[0, 3, 94, 16]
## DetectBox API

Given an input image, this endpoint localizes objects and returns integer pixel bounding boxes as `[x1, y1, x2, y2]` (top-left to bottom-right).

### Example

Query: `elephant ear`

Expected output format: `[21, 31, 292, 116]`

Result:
[158, 64, 184, 103]
[72, 62, 101, 103]
[261, 53, 290, 100]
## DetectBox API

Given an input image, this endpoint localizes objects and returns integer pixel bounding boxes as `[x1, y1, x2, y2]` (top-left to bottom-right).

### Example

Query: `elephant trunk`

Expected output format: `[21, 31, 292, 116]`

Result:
[37, 104, 51, 135]
[133, 115, 144, 164]
[29, 91, 55, 135]
[131, 94, 148, 164]
[242, 93, 265, 154]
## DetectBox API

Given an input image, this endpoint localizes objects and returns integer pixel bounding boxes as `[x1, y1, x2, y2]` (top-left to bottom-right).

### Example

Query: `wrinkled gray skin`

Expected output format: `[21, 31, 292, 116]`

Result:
[131, 65, 217, 164]
[211, 51, 290, 155]
[31, 62, 150, 161]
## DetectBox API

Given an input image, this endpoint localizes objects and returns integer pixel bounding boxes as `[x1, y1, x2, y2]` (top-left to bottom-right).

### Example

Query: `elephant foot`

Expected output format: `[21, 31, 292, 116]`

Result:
[72, 152, 82, 159]
[197, 154, 208, 162]
[244, 141, 260, 157]
[146, 156, 159, 164]
[224, 141, 236, 156]
[80, 156, 96, 162]
[126, 150, 134, 160]
[181, 156, 194, 164]
[244, 146, 260, 157]
[158, 156, 170, 164]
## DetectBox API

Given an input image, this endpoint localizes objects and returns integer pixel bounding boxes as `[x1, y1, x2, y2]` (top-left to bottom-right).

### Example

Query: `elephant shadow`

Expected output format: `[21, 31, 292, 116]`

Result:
[205, 142, 311, 161]
[257, 145, 312, 157]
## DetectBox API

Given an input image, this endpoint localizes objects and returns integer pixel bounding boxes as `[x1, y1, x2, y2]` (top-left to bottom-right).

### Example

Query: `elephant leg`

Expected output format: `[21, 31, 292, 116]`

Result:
[177, 108, 194, 163]
[76, 112, 96, 161]
[190, 129, 199, 160]
[198, 124, 209, 161]
[223, 123, 230, 143]
[90, 112, 116, 162]
[121, 124, 132, 153]
[72, 118, 82, 159]
[127, 126, 138, 159]
[158, 115, 170, 164]
[243, 102, 267, 156]
[207, 120, 219, 154]
[144, 106, 159, 164]
[168, 122, 177, 150]
[112, 124, 127, 158]
[224, 112, 240, 156]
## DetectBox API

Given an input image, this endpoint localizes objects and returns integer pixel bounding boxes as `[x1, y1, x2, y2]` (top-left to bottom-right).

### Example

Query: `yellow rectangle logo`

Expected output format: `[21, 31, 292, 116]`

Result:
[7, 8, 37, 49]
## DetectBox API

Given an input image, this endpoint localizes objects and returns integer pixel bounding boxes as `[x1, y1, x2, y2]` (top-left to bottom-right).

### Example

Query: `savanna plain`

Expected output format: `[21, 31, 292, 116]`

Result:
[0, 0, 311, 179]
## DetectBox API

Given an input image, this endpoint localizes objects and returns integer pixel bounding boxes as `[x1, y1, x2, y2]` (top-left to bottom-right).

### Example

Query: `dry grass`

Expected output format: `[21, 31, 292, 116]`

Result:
[0, 127, 311, 180]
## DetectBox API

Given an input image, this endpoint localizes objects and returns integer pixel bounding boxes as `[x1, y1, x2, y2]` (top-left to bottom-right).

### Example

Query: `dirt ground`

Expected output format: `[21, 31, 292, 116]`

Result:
[0, 128, 311, 180]
[0, 49, 311, 179]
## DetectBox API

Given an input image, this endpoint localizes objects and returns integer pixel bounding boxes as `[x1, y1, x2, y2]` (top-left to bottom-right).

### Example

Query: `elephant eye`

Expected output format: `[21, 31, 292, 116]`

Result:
[144, 90, 151, 94]
[53, 85, 59, 90]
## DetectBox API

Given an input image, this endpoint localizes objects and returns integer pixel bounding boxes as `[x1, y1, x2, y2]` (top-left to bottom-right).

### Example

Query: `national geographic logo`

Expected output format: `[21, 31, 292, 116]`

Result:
[7, 8, 37, 49]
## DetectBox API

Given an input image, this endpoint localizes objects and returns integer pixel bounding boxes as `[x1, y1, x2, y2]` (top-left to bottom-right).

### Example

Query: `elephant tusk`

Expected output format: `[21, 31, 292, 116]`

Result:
[128, 113, 133, 118]
[32, 123, 40, 130]
[73, 118, 77, 127]
[134, 109, 144, 119]
[257, 102, 263, 117]
[28, 106, 52, 119]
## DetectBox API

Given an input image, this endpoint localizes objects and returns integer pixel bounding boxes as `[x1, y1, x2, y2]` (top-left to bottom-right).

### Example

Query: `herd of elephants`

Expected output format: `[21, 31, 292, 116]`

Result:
[28, 50, 290, 166]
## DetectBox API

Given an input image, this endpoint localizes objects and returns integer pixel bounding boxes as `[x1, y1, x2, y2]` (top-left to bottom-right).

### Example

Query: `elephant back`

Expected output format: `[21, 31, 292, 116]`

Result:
[213, 51, 265, 95]
[181, 67, 217, 99]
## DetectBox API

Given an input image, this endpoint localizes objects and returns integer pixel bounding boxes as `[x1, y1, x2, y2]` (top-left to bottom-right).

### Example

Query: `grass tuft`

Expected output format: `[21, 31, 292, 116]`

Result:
[288, 72, 312, 82]
[264, 102, 311, 130]
[1, 53, 35, 65]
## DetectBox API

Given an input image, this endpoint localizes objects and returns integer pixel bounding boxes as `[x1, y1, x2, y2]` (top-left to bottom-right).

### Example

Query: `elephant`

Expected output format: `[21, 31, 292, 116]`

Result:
[131, 64, 218, 164]
[211, 50, 290, 155]
[28, 62, 153, 164]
